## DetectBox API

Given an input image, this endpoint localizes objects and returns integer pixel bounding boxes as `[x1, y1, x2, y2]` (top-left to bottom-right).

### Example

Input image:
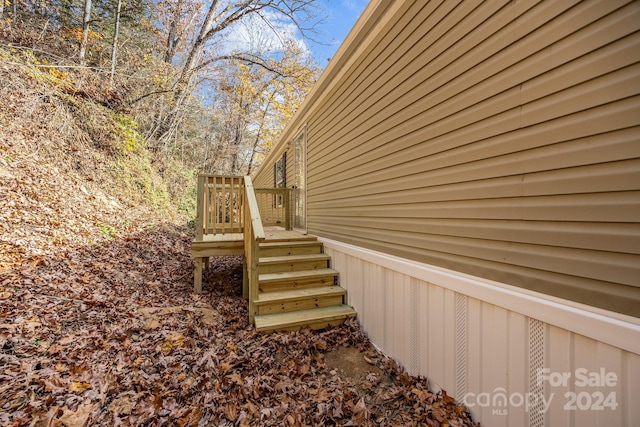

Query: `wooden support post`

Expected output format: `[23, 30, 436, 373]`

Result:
[248, 236, 259, 324]
[243, 256, 248, 299]
[203, 257, 210, 269]
[194, 257, 203, 293]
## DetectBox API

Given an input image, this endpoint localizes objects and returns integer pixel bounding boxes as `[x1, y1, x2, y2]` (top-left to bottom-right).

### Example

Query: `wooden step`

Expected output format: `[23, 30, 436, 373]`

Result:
[261, 234, 318, 243]
[254, 304, 357, 332]
[258, 268, 338, 292]
[255, 285, 346, 315]
[259, 241, 323, 257]
[259, 253, 331, 274]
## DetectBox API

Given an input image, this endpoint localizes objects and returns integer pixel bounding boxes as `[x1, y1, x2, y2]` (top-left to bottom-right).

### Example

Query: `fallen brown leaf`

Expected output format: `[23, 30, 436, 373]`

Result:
[59, 401, 93, 427]
[68, 381, 92, 392]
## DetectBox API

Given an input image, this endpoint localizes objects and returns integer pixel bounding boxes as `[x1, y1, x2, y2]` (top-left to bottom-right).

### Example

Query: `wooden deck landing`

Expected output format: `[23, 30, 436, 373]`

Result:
[191, 228, 312, 293]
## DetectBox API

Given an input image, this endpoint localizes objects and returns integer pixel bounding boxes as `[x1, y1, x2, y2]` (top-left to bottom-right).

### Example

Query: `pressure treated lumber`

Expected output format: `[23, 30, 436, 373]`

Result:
[254, 305, 357, 332]
[258, 268, 338, 292]
[255, 285, 346, 315]
[258, 253, 331, 273]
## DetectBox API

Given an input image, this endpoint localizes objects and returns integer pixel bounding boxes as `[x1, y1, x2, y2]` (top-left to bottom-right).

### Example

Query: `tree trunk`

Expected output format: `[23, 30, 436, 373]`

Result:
[79, 0, 92, 64]
[164, 0, 185, 64]
[110, 0, 123, 86]
[246, 94, 274, 175]
[153, 0, 233, 142]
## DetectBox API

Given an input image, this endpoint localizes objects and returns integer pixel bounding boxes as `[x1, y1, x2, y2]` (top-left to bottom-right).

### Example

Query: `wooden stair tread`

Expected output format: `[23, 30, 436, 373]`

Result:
[259, 240, 320, 248]
[255, 285, 345, 305]
[259, 254, 330, 264]
[259, 268, 337, 283]
[254, 305, 356, 332]
[262, 230, 317, 243]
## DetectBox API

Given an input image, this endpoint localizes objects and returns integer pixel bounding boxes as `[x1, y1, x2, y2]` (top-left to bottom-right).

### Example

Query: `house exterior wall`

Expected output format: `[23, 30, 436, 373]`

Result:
[255, 0, 640, 317]
[254, 1, 640, 424]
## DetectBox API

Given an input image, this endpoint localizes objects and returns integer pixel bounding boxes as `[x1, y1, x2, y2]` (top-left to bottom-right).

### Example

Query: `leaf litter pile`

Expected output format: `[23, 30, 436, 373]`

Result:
[1, 142, 478, 427]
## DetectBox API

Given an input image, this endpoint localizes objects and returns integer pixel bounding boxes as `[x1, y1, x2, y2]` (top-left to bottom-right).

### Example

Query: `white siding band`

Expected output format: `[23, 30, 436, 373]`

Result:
[318, 237, 640, 355]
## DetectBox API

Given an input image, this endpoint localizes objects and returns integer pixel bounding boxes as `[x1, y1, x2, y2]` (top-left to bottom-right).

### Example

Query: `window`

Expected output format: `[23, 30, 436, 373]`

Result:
[274, 153, 286, 207]
[274, 153, 286, 188]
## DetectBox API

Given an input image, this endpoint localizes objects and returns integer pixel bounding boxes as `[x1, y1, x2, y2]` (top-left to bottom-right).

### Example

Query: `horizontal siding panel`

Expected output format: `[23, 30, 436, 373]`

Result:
[520, 62, 640, 127]
[519, 29, 640, 101]
[308, 0, 555, 163]
[309, 158, 640, 208]
[309, 96, 640, 192]
[309, 0, 502, 156]
[310, 52, 640, 186]
[314, 226, 640, 314]
[311, 217, 640, 254]
[314, 225, 640, 312]
[309, 131, 640, 200]
[309, 224, 640, 286]
[309, 0, 634, 172]
[310, 192, 640, 222]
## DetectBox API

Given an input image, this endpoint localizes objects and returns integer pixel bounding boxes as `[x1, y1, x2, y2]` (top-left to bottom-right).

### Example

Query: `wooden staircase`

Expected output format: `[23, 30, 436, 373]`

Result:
[253, 237, 356, 332]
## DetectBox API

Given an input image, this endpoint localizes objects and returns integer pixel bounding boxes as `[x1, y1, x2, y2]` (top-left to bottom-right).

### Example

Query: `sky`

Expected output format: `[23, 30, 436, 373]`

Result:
[196, 1, 369, 106]
[311, 0, 370, 67]
[223, 0, 369, 69]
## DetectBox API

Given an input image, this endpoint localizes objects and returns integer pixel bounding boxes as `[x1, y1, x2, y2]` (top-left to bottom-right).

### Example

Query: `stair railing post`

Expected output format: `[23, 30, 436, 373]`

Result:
[243, 176, 265, 325]
[193, 175, 206, 293]
[196, 175, 205, 241]
[284, 188, 291, 230]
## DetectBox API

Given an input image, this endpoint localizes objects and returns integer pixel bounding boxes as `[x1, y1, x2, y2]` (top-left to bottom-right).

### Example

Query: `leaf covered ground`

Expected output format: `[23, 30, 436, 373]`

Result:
[1, 241, 478, 427]
[0, 62, 478, 427]
[0, 186, 480, 427]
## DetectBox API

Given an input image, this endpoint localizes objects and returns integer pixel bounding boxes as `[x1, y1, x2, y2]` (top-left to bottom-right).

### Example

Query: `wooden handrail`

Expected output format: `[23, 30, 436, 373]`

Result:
[244, 177, 265, 240]
[243, 176, 264, 324]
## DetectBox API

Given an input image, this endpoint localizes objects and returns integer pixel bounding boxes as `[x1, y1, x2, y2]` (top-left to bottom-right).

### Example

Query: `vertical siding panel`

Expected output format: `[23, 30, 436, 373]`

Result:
[442, 288, 457, 393]
[506, 312, 528, 426]
[383, 268, 395, 352]
[425, 283, 443, 387]
[480, 304, 509, 427]
[545, 325, 573, 427]
[386, 271, 408, 368]
[361, 260, 372, 334]
[329, 249, 345, 283]
[399, 273, 413, 372]
[572, 334, 598, 427]
[364, 263, 385, 346]
[408, 277, 420, 375]
[466, 297, 483, 415]
[595, 342, 624, 427]
[346, 256, 364, 321]
[417, 280, 429, 380]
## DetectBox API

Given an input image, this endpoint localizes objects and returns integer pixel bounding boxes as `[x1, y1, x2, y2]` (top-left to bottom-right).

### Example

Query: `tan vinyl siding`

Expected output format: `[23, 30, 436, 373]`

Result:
[255, 0, 640, 316]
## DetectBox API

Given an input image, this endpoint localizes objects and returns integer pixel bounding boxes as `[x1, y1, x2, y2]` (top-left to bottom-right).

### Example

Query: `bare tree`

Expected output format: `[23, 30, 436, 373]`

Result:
[151, 0, 321, 146]
[79, 0, 92, 64]
[110, 0, 123, 86]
